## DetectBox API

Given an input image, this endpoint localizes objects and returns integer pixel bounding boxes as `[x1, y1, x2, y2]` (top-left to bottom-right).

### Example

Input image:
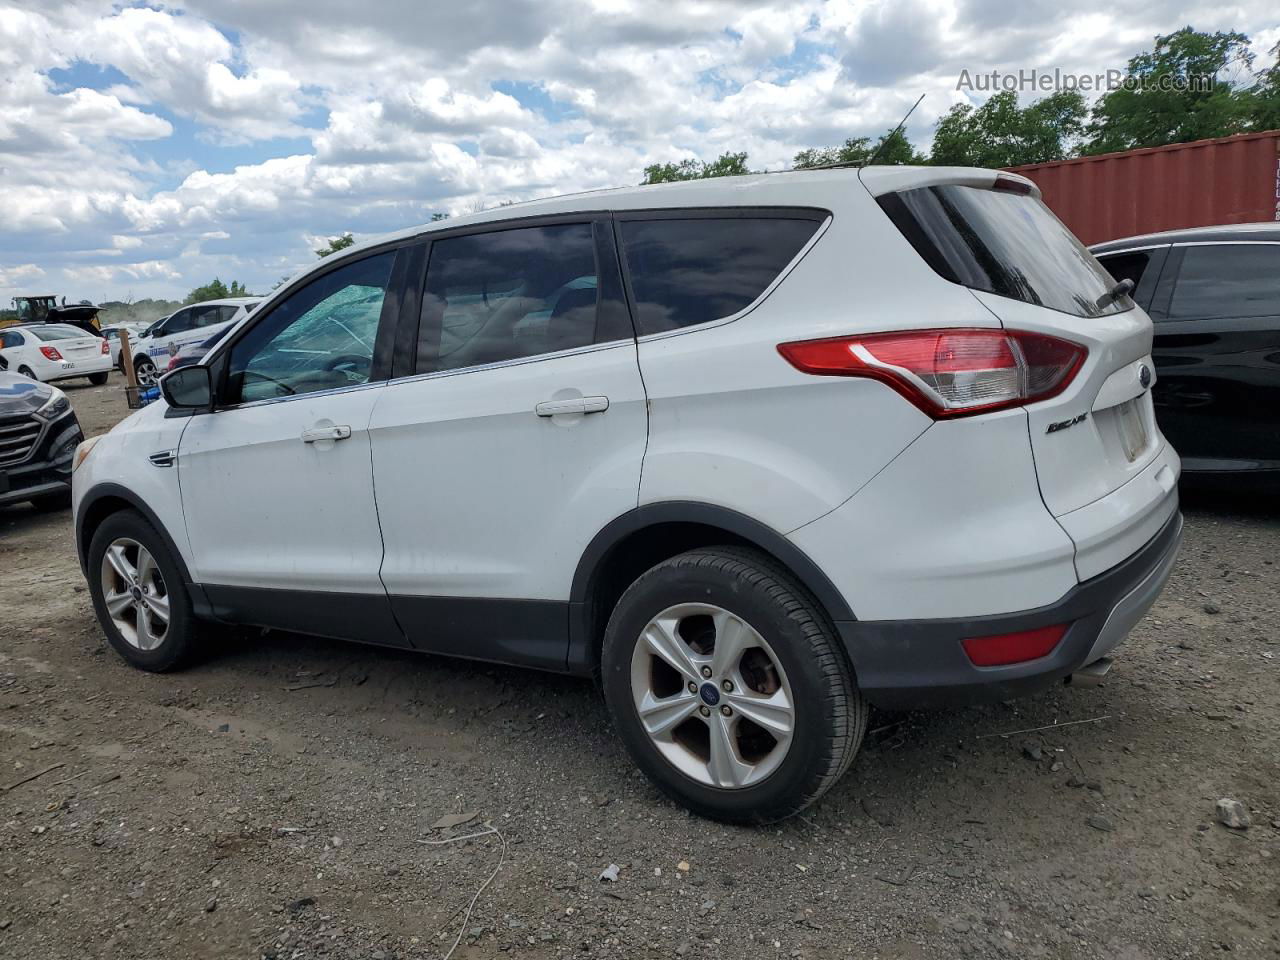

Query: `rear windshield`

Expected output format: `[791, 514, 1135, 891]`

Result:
[878, 184, 1129, 319]
[30, 325, 91, 341]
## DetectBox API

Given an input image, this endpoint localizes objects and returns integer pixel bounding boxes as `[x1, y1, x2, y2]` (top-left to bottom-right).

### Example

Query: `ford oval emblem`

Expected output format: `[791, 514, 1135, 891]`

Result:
[1139, 364, 1152, 389]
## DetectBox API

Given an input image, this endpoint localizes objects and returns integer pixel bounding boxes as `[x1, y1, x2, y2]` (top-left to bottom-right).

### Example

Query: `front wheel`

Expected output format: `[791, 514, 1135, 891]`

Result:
[134, 357, 158, 387]
[601, 547, 867, 823]
[87, 510, 202, 671]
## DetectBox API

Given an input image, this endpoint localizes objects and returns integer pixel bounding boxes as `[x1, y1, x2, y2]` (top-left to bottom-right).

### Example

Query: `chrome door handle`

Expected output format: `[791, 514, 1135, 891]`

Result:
[534, 396, 609, 417]
[301, 424, 352, 443]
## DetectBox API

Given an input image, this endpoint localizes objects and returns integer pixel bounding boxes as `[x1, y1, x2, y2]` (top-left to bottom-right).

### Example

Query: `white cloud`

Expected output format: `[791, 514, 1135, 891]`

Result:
[2, 0, 1278, 304]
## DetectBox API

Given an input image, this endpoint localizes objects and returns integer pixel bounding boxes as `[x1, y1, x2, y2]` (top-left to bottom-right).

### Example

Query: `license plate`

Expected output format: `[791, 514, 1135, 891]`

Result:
[1117, 396, 1149, 462]
[63, 361, 76, 369]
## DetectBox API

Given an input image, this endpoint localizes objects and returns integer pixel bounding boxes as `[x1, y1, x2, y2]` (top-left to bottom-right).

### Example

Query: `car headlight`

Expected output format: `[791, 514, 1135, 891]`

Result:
[72, 435, 101, 473]
[35, 387, 71, 421]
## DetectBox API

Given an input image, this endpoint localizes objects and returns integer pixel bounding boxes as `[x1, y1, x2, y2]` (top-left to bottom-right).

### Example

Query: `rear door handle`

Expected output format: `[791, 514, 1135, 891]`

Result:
[301, 424, 352, 443]
[534, 396, 609, 417]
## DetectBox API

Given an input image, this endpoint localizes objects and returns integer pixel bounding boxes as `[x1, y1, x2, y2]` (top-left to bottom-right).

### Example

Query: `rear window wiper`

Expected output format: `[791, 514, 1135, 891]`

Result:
[1095, 278, 1134, 311]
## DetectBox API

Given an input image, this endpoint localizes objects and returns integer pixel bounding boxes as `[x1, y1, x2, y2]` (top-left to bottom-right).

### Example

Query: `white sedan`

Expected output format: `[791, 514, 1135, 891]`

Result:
[0, 323, 113, 384]
[100, 323, 148, 370]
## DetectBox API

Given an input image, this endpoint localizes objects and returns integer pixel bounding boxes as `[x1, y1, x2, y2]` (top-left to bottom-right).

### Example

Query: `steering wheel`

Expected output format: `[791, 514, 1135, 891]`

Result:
[240, 370, 296, 397]
[324, 354, 372, 381]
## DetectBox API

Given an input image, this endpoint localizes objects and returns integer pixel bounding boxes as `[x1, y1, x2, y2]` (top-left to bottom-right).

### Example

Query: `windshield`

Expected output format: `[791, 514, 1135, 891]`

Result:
[30, 324, 91, 341]
[878, 184, 1130, 319]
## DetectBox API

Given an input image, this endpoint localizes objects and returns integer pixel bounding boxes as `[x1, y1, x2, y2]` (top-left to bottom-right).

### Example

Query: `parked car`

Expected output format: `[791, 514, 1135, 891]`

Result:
[1092, 223, 1280, 486]
[127, 298, 259, 386]
[0, 323, 112, 384]
[0, 372, 84, 510]
[166, 327, 231, 373]
[100, 322, 148, 370]
[73, 167, 1182, 822]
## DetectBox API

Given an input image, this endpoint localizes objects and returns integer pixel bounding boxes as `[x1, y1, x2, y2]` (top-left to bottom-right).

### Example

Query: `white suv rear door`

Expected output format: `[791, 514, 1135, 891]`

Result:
[368, 219, 646, 670]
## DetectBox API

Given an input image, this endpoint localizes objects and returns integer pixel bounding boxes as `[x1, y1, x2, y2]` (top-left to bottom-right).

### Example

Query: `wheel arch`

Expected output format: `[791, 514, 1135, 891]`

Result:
[76, 483, 194, 587]
[567, 502, 855, 675]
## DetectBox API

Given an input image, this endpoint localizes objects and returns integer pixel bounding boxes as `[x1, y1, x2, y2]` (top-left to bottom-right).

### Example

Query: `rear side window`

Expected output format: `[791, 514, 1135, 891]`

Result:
[879, 184, 1127, 319]
[417, 223, 600, 374]
[619, 217, 821, 334]
[1169, 244, 1280, 319]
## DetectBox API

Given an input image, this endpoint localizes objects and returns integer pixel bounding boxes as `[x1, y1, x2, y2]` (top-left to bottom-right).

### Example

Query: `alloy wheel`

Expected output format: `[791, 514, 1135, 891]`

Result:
[630, 602, 795, 789]
[99, 537, 170, 651]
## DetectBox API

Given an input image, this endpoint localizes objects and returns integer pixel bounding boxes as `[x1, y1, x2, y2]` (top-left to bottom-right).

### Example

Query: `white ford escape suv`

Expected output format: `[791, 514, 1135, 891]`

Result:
[73, 167, 1181, 822]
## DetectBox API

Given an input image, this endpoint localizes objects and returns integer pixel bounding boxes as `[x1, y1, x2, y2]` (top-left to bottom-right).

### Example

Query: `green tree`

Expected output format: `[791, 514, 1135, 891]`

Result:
[794, 127, 924, 169]
[1244, 40, 1280, 131]
[315, 232, 356, 258]
[930, 90, 1087, 167]
[641, 151, 749, 184]
[1083, 28, 1254, 155]
[184, 278, 251, 304]
[185, 278, 229, 304]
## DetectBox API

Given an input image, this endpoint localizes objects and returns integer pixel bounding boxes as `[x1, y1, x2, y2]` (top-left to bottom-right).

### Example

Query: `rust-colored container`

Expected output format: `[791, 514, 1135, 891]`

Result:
[1006, 130, 1280, 245]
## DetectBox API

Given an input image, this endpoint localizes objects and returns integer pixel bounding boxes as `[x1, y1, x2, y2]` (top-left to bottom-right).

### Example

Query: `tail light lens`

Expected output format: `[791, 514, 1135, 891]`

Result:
[962, 624, 1068, 667]
[101, 339, 110, 354]
[777, 328, 1086, 418]
[39, 345, 63, 361]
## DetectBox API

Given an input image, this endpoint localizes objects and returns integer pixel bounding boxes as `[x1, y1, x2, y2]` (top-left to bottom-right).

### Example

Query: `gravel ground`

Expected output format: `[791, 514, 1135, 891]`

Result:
[1, 377, 1278, 960]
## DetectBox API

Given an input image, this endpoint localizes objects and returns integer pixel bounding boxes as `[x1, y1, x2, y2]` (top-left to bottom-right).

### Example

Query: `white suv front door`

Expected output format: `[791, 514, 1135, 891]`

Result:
[369, 221, 647, 669]
[177, 250, 407, 645]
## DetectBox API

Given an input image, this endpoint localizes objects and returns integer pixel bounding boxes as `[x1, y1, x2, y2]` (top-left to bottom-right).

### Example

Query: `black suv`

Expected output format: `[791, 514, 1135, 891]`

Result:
[1092, 224, 1280, 487]
[0, 372, 84, 510]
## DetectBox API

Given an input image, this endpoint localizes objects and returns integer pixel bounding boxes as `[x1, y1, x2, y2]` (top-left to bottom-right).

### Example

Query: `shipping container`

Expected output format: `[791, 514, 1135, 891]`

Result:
[1006, 130, 1280, 246]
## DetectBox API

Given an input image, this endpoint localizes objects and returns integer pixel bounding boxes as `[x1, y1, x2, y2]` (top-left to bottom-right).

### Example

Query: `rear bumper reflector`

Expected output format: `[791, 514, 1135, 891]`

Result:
[961, 623, 1069, 667]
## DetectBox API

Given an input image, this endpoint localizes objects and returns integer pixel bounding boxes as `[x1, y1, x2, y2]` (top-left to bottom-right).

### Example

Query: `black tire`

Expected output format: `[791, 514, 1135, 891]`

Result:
[29, 491, 73, 511]
[87, 509, 202, 672]
[88, 371, 109, 385]
[17, 366, 37, 380]
[601, 546, 867, 823]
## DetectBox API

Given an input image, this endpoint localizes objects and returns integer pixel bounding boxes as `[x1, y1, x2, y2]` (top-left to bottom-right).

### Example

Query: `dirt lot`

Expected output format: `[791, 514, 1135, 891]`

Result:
[1, 376, 1278, 960]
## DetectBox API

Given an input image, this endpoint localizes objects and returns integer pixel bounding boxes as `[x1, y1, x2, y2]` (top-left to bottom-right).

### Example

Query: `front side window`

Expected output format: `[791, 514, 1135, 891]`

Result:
[620, 217, 821, 334]
[1169, 244, 1280, 319]
[227, 252, 394, 403]
[417, 223, 599, 373]
[163, 309, 195, 335]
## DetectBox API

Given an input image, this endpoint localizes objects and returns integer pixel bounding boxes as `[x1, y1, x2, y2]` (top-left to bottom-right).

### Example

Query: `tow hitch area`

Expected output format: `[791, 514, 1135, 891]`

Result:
[1069, 657, 1113, 687]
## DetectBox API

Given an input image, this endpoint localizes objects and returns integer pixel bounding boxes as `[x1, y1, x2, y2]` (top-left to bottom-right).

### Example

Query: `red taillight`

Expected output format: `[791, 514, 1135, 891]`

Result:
[101, 339, 109, 354]
[962, 624, 1068, 667]
[39, 345, 63, 361]
[777, 328, 1086, 418]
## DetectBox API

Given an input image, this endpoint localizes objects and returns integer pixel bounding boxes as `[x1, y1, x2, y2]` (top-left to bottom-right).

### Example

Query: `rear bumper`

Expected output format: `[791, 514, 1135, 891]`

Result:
[836, 506, 1182, 709]
[46, 354, 112, 381]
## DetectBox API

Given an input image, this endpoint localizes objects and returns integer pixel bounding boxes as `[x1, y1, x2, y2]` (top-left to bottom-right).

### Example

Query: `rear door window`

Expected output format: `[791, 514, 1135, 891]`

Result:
[619, 216, 821, 335]
[1168, 244, 1280, 319]
[879, 184, 1128, 319]
[416, 223, 601, 373]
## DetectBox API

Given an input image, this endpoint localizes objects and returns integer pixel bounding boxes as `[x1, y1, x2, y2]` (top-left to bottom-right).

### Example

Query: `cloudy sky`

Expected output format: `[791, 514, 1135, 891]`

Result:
[1, 0, 1276, 305]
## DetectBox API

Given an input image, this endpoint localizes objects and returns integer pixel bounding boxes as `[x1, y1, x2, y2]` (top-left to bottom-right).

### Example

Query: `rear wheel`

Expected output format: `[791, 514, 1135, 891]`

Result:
[17, 365, 38, 380]
[601, 547, 866, 823]
[134, 357, 157, 387]
[88, 371, 109, 385]
[87, 510, 201, 671]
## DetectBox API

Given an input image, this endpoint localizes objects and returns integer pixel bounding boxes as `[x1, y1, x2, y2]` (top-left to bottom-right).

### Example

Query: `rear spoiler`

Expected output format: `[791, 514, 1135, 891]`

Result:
[858, 165, 1040, 200]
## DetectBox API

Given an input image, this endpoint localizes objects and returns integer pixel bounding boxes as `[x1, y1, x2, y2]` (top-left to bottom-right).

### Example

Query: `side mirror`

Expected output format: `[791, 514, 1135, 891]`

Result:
[160, 365, 212, 411]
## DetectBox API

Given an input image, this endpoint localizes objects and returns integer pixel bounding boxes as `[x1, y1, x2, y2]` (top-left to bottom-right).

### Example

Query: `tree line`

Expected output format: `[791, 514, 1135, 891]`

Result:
[643, 27, 1280, 182]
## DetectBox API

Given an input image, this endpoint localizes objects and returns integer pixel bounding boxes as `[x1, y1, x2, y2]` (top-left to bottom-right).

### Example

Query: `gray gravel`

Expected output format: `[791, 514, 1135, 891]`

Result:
[1, 376, 1278, 959]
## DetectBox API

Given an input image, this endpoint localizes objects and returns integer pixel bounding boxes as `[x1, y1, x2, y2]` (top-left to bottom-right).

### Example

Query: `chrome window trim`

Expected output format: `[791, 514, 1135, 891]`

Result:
[631, 214, 833, 344]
